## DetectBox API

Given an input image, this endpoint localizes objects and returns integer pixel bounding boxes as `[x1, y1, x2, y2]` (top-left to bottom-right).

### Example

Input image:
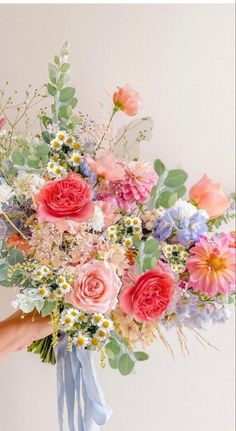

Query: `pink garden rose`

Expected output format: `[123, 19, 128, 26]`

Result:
[0, 116, 7, 129]
[120, 262, 175, 323]
[113, 84, 140, 116]
[189, 174, 229, 219]
[67, 261, 122, 313]
[85, 153, 125, 182]
[34, 173, 94, 223]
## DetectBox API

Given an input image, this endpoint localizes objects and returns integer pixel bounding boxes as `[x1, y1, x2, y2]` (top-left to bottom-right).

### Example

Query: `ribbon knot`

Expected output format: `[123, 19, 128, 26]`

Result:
[55, 336, 112, 431]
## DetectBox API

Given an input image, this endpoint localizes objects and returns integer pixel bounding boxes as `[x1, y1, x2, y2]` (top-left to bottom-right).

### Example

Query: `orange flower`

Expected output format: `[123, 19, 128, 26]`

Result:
[189, 174, 229, 219]
[113, 84, 140, 116]
[7, 233, 30, 255]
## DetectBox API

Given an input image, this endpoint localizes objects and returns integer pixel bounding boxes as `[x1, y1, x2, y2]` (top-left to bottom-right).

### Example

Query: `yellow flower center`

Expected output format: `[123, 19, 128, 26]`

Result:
[76, 338, 85, 346]
[95, 316, 102, 323]
[207, 254, 226, 272]
[102, 321, 110, 328]
[92, 338, 99, 346]
[65, 317, 72, 324]
[73, 143, 80, 149]
[58, 134, 64, 141]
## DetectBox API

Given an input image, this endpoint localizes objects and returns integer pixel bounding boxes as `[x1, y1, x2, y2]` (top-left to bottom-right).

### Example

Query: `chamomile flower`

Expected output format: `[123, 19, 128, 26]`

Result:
[52, 164, 67, 178]
[32, 265, 50, 281]
[131, 217, 142, 227]
[124, 217, 133, 227]
[91, 336, 101, 349]
[96, 328, 108, 340]
[74, 332, 90, 349]
[108, 231, 117, 242]
[66, 308, 80, 320]
[91, 313, 104, 325]
[47, 160, 56, 173]
[108, 225, 116, 233]
[60, 282, 71, 294]
[65, 135, 75, 148]
[98, 318, 114, 332]
[57, 276, 67, 286]
[37, 285, 50, 298]
[180, 250, 188, 260]
[60, 311, 76, 330]
[56, 131, 67, 143]
[133, 232, 142, 240]
[133, 225, 142, 234]
[54, 287, 64, 298]
[51, 154, 60, 162]
[50, 139, 62, 151]
[123, 236, 133, 248]
[77, 311, 88, 323]
[48, 291, 58, 302]
[70, 151, 82, 167]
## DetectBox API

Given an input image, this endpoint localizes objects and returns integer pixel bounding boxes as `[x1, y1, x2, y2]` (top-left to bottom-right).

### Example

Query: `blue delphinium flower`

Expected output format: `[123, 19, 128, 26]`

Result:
[153, 200, 209, 245]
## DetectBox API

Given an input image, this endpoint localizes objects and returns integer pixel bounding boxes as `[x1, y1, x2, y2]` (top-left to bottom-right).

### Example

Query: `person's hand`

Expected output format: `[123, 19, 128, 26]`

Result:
[0, 310, 53, 357]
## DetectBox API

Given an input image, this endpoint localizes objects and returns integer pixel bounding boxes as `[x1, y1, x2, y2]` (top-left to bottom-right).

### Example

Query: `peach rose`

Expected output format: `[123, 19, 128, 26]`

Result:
[120, 262, 175, 322]
[85, 153, 125, 182]
[66, 261, 121, 313]
[189, 174, 229, 219]
[113, 84, 140, 116]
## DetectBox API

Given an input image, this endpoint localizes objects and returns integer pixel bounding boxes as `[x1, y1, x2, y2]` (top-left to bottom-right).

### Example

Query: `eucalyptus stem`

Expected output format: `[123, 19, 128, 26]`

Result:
[96, 108, 117, 152]
[1, 209, 27, 239]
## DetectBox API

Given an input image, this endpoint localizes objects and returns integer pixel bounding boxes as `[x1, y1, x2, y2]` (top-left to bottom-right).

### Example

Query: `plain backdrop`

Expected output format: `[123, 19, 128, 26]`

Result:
[0, 4, 235, 431]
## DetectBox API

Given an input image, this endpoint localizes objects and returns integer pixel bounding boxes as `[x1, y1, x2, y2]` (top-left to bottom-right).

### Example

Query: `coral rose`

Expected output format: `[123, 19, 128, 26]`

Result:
[113, 84, 140, 116]
[85, 153, 125, 182]
[7, 233, 30, 255]
[120, 262, 175, 322]
[189, 174, 229, 219]
[34, 173, 94, 223]
[66, 261, 122, 313]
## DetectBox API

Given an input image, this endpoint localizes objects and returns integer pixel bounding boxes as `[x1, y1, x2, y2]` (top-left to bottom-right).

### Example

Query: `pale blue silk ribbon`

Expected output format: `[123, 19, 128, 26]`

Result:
[55, 336, 112, 431]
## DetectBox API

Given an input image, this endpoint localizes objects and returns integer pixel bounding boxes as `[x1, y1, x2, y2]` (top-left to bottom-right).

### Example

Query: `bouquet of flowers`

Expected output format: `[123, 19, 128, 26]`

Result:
[0, 43, 235, 430]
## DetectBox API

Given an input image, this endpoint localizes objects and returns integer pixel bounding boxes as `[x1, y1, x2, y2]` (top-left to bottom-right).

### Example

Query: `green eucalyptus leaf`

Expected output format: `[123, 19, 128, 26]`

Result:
[0, 264, 9, 282]
[134, 351, 149, 361]
[35, 143, 50, 158]
[54, 55, 60, 65]
[173, 184, 187, 198]
[119, 353, 135, 376]
[105, 339, 121, 359]
[48, 63, 58, 84]
[132, 237, 141, 249]
[60, 63, 70, 73]
[6, 167, 18, 176]
[7, 248, 24, 266]
[108, 358, 119, 369]
[144, 238, 159, 254]
[42, 131, 51, 144]
[154, 159, 165, 176]
[47, 83, 57, 97]
[11, 151, 25, 166]
[41, 301, 56, 317]
[27, 155, 41, 169]
[164, 169, 188, 188]
[143, 256, 157, 271]
[158, 191, 177, 208]
[70, 97, 78, 109]
[41, 115, 52, 128]
[59, 87, 75, 103]
[58, 105, 72, 120]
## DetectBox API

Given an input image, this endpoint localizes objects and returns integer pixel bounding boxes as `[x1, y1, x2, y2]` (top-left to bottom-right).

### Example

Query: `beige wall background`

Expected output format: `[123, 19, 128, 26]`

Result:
[0, 4, 235, 431]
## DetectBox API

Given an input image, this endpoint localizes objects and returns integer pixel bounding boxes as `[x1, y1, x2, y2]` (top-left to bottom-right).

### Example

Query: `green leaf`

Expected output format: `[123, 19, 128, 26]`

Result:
[41, 115, 52, 128]
[108, 358, 119, 369]
[0, 264, 9, 282]
[164, 169, 188, 188]
[158, 191, 177, 208]
[41, 301, 56, 317]
[70, 97, 78, 109]
[7, 248, 24, 266]
[143, 256, 157, 271]
[48, 63, 58, 84]
[47, 83, 57, 96]
[35, 143, 50, 159]
[134, 351, 149, 361]
[132, 237, 141, 249]
[54, 55, 60, 65]
[27, 155, 41, 169]
[6, 167, 18, 176]
[154, 159, 165, 176]
[118, 353, 135, 376]
[42, 131, 51, 144]
[59, 87, 75, 103]
[173, 184, 187, 198]
[60, 63, 70, 73]
[58, 104, 72, 120]
[11, 151, 25, 166]
[105, 339, 121, 359]
[144, 238, 159, 254]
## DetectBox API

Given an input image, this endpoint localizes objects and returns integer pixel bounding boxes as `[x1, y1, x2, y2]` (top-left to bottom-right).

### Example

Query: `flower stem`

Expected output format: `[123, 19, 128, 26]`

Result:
[1, 209, 27, 239]
[95, 108, 117, 152]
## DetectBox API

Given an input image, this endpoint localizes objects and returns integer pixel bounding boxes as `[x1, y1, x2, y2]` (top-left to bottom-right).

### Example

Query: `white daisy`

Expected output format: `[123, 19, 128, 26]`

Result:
[70, 151, 82, 167]
[74, 332, 90, 349]
[56, 131, 67, 144]
[50, 139, 62, 151]
[123, 236, 133, 248]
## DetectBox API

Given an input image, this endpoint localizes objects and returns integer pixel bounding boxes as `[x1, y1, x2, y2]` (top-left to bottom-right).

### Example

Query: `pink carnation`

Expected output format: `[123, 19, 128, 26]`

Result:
[66, 261, 121, 313]
[115, 161, 157, 204]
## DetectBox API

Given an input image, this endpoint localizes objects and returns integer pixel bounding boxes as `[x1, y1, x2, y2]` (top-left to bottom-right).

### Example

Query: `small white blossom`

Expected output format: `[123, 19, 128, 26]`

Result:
[88, 205, 105, 232]
[0, 182, 14, 212]
[74, 332, 90, 349]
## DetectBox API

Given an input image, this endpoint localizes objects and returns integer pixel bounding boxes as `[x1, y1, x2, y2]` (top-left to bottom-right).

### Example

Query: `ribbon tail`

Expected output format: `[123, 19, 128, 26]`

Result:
[78, 349, 113, 430]
[70, 346, 85, 431]
[64, 349, 76, 431]
[55, 338, 66, 431]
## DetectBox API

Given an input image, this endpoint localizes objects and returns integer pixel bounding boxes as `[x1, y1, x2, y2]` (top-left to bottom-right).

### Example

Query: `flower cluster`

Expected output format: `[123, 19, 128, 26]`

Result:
[0, 45, 235, 374]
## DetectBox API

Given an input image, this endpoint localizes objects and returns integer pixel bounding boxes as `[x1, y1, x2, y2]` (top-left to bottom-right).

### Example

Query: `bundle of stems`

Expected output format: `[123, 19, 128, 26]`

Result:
[27, 335, 56, 365]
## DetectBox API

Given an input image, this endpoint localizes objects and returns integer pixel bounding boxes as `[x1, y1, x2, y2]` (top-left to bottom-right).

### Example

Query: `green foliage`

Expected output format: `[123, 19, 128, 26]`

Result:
[7, 138, 50, 176]
[135, 237, 160, 273]
[46, 42, 78, 125]
[149, 159, 188, 209]
[0, 242, 25, 287]
[105, 333, 149, 376]
[41, 301, 57, 317]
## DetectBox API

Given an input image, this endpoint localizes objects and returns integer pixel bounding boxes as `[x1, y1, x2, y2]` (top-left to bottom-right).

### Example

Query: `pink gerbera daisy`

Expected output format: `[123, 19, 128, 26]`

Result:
[186, 234, 235, 297]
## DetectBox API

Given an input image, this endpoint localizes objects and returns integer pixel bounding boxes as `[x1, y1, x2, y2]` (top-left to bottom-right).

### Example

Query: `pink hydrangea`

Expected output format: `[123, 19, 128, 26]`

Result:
[115, 161, 157, 204]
